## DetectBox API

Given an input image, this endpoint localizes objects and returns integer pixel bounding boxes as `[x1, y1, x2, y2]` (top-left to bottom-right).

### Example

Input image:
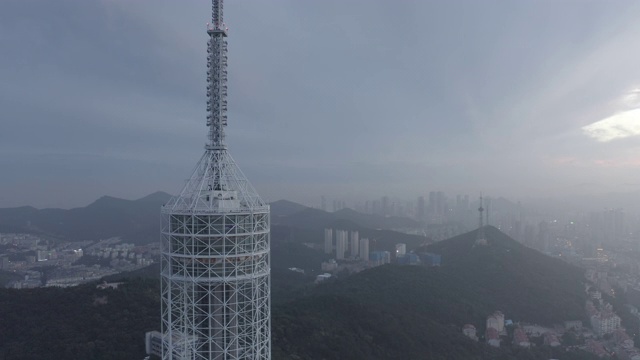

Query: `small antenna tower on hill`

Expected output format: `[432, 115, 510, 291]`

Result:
[475, 195, 487, 246]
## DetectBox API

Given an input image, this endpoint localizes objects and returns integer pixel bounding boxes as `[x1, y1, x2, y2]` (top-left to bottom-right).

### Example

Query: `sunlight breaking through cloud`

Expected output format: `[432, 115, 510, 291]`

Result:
[622, 88, 640, 107]
[583, 108, 640, 142]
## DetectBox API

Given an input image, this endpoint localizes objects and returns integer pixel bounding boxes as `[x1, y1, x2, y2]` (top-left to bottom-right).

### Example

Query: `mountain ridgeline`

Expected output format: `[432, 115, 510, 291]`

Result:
[0, 195, 426, 248]
[0, 192, 172, 244]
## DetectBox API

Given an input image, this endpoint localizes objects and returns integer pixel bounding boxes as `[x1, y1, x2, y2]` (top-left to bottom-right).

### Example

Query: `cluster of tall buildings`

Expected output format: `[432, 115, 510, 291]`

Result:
[508, 208, 629, 258]
[324, 228, 369, 261]
[324, 192, 638, 263]
[324, 192, 480, 227]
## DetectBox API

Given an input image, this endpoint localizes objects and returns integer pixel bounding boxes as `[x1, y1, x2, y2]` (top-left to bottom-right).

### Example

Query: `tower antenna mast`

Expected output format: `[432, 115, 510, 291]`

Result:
[206, 0, 229, 150]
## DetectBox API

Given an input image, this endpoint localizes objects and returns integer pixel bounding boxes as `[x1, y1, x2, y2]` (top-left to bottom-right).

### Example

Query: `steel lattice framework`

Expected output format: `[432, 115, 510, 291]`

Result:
[160, 0, 270, 358]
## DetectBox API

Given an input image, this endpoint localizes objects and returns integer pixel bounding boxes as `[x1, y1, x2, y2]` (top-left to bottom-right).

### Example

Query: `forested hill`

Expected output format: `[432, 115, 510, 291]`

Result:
[425, 226, 588, 325]
[272, 227, 590, 359]
[0, 279, 160, 359]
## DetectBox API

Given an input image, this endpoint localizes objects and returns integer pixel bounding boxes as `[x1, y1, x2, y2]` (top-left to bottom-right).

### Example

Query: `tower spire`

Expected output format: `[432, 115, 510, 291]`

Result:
[206, 0, 229, 150]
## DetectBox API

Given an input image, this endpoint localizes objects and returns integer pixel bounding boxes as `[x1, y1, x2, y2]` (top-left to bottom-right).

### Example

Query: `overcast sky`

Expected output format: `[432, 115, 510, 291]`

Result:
[2, 0, 640, 209]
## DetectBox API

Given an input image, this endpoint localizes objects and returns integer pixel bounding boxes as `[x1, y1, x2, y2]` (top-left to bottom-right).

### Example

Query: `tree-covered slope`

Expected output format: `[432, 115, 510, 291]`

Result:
[272, 227, 591, 359]
[0, 279, 160, 360]
[427, 226, 587, 324]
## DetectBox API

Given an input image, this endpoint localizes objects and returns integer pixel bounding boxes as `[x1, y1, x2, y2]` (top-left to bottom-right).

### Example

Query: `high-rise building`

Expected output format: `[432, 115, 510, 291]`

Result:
[395, 243, 406, 256]
[336, 230, 347, 260]
[359, 238, 369, 262]
[382, 196, 390, 216]
[324, 228, 333, 254]
[416, 196, 425, 221]
[350, 231, 359, 258]
[428, 191, 436, 213]
[159, 1, 271, 358]
[590, 310, 621, 336]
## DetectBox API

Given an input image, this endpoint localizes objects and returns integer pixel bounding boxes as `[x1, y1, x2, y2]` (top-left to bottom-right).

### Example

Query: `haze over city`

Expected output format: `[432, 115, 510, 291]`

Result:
[3, 0, 640, 209]
[6, 1, 640, 359]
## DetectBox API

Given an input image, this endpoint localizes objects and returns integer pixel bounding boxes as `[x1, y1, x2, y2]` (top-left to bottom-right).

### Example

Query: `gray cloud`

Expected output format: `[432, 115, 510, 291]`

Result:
[2, 0, 640, 208]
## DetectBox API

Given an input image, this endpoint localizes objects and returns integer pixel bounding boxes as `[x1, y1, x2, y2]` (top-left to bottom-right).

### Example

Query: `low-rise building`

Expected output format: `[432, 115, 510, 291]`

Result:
[486, 327, 500, 348]
[589, 289, 602, 302]
[462, 324, 478, 341]
[543, 332, 561, 347]
[370, 251, 391, 267]
[315, 273, 332, 283]
[522, 324, 550, 337]
[564, 320, 583, 332]
[396, 253, 420, 265]
[486, 311, 505, 333]
[513, 327, 530, 348]
[321, 260, 338, 272]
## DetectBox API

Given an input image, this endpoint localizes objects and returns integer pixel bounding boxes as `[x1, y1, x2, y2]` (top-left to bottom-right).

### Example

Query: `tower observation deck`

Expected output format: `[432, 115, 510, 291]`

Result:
[160, 0, 271, 359]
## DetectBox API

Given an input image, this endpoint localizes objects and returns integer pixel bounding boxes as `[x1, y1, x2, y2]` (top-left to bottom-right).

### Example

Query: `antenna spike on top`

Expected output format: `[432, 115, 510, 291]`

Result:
[205, 0, 229, 150]
[212, 0, 224, 28]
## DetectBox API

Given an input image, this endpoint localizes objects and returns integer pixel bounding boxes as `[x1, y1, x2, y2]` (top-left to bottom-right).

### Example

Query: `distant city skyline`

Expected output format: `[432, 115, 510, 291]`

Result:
[3, 0, 640, 208]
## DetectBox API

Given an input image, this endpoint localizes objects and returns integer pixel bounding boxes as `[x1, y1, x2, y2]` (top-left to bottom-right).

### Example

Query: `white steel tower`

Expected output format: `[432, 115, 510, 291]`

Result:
[160, 0, 271, 359]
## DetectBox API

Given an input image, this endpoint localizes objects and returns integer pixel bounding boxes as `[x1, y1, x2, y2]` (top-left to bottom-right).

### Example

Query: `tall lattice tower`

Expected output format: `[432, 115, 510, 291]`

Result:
[160, 0, 271, 358]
